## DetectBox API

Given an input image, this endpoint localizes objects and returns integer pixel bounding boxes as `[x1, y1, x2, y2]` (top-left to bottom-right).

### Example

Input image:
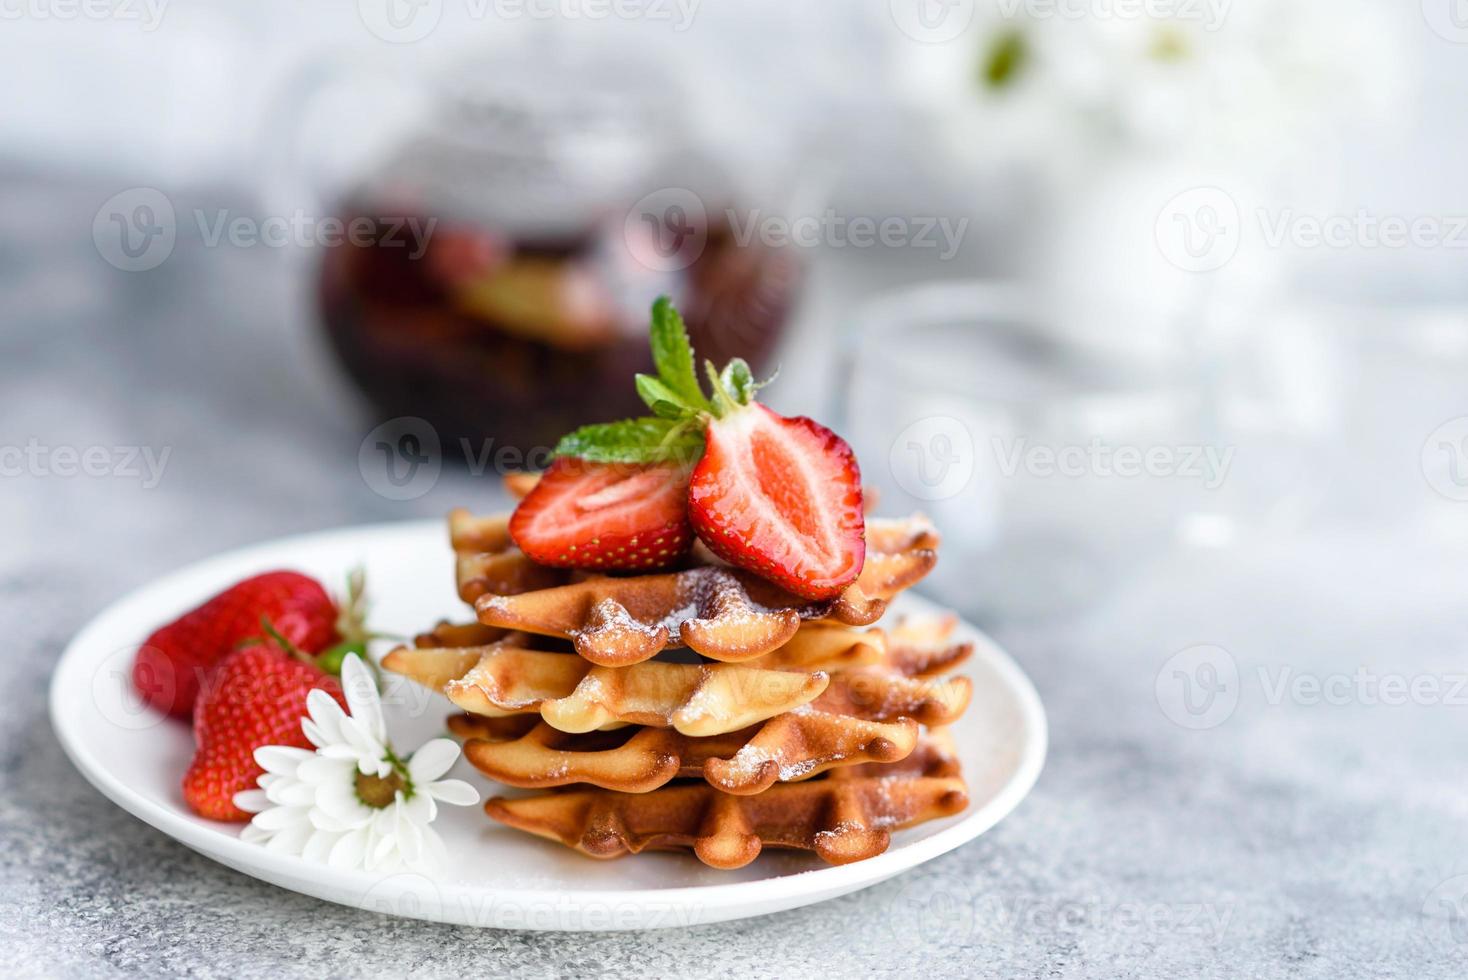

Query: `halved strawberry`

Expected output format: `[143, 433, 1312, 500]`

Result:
[689, 402, 865, 600]
[508, 457, 694, 571]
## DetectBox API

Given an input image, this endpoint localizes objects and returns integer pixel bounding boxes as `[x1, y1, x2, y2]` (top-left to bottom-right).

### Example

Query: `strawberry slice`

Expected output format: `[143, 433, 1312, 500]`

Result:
[509, 458, 694, 571]
[688, 402, 865, 600]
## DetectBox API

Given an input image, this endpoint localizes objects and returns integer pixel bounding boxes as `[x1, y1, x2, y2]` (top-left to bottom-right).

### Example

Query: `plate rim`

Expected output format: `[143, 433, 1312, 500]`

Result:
[50, 519, 1048, 927]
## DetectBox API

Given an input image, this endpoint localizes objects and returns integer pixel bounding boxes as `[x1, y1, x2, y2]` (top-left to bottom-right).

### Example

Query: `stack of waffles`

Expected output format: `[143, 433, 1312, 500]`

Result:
[383, 494, 976, 869]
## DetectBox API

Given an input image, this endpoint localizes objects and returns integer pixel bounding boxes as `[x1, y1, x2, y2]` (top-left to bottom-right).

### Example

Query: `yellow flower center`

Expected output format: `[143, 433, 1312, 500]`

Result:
[355, 769, 406, 809]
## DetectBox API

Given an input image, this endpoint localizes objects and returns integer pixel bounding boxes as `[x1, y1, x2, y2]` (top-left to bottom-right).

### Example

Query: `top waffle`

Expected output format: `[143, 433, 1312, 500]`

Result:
[468, 513, 940, 667]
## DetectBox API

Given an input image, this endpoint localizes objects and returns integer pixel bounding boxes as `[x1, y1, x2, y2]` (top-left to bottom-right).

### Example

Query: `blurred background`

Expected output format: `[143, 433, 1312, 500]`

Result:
[3, 0, 1466, 620]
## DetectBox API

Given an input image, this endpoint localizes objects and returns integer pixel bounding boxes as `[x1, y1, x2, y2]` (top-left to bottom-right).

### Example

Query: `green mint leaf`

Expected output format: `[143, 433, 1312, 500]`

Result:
[719, 358, 756, 405]
[649, 296, 709, 412]
[553, 417, 705, 465]
[635, 373, 700, 420]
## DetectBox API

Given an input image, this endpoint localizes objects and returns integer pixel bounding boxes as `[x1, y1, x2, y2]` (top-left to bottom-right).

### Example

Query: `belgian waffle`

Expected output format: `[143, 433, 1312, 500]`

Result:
[471, 515, 940, 667]
[483, 771, 969, 869]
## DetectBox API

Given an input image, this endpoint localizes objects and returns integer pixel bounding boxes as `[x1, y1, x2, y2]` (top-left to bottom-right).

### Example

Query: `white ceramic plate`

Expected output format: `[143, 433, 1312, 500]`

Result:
[51, 521, 1047, 930]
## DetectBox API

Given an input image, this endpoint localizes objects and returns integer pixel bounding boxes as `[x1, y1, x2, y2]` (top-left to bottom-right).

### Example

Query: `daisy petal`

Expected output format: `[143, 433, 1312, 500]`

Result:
[272, 780, 318, 808]
[297, 753, 355, 785]
[416, 824, 449, 871]
[303, 829, 340, 864]
[233, 789, 269, 813]
[265, 822, 313, 856]
[396, 808, 424, 865]
[254, 745, 312, 775]
[425, 779, 479, 807]
[300, 717, 330, 751]
[319, 777, 376, 825]
[402, 790, 434, 826]
[306, 688, 347, 741]
[328, 828, 368, 871]
[369, 828, 397, 871]
[240, 823, 271, 845]
[407, 739, 460, 784]
[251, 805, 308, 833]
[340, 654, 386, 743]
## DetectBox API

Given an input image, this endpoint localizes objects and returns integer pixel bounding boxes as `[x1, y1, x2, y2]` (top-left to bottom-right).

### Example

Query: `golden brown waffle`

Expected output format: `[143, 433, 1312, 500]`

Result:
[471, 514, 938, 666]
[381, 643, 829, 737]
[450, 509, 570, 603]
[474, 566, 810, 666]
[743, 615, 973, 676]
[442, 669, 968, 794]
[883, 614, 975, 677]
[413, 619, 515, 650]
[807, 669, 972, 728]
[484, 771, 969, 868]
[829, 727, 961, 781]
[457, 716, 917, 795]
[446, 712, 540, 742]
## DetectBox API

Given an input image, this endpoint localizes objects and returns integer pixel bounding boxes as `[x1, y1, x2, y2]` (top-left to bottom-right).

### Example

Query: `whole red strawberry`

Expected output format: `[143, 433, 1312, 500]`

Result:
[183, 639, 347, 821]
[132, 571, 341, 719]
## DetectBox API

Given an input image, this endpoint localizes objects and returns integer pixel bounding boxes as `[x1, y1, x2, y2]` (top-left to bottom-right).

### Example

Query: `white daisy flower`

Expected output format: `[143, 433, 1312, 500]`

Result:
[234, 653, 479, 872]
